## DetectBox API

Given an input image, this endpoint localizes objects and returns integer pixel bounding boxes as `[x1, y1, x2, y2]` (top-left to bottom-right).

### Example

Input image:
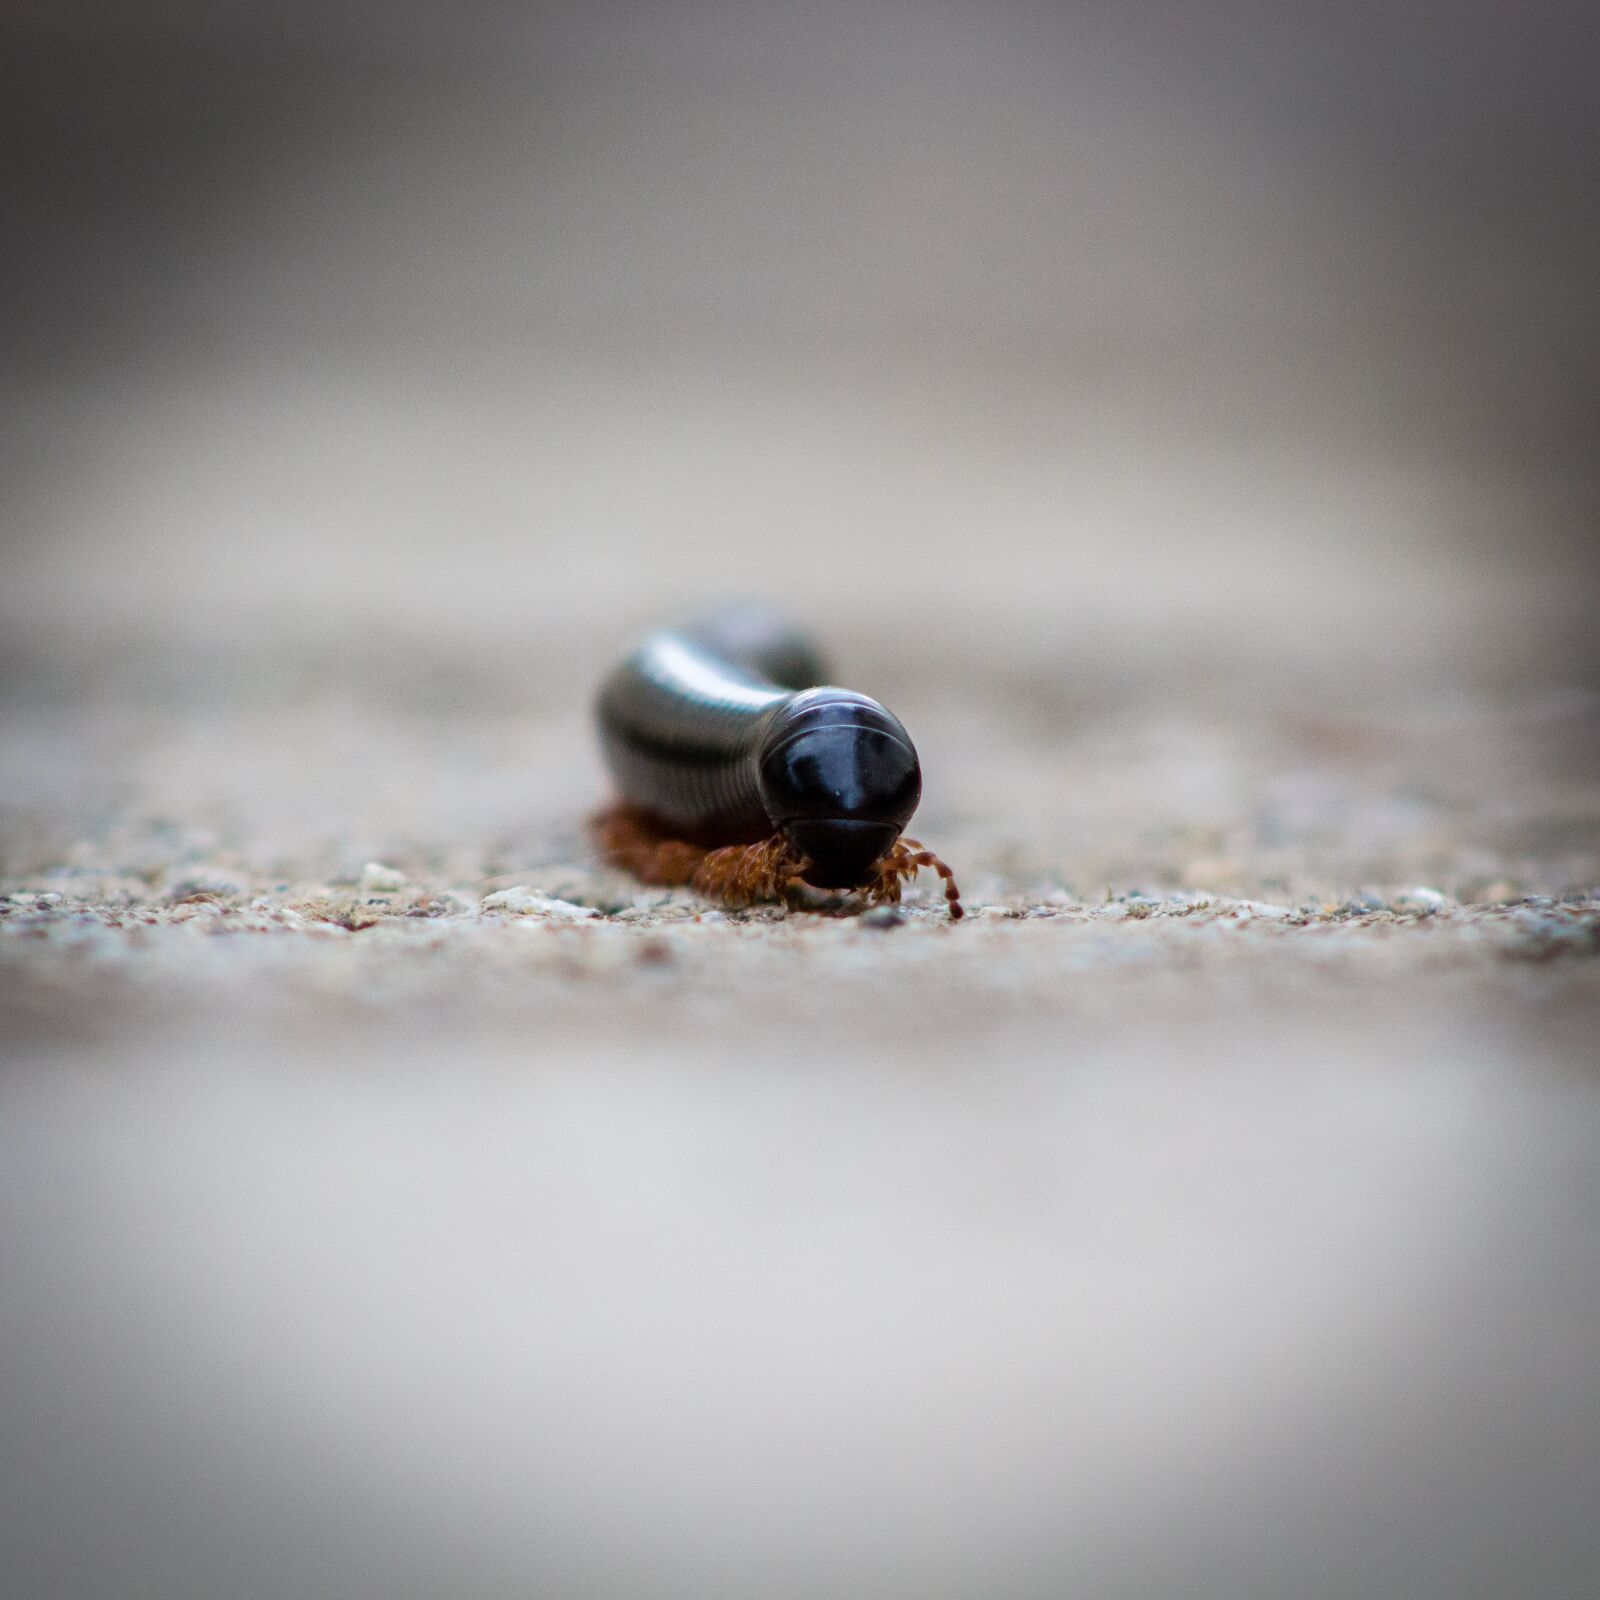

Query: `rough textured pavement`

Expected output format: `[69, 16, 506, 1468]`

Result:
[4, 627, 1598, 1600]
[5, 7, 1600, 1596]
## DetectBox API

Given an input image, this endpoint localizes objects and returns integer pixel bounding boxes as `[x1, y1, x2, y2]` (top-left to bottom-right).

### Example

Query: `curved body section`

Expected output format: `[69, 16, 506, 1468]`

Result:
[597, 628, 787, 844]
[596, 608, 924, 880]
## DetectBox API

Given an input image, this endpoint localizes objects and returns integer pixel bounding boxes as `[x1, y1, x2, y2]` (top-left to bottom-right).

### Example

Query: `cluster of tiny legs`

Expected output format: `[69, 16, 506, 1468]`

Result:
[594, 806, 963, 920]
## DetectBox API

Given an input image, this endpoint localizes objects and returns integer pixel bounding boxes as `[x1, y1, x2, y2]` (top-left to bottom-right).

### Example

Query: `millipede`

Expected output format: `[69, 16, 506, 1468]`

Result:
[592, 607, 962, 919]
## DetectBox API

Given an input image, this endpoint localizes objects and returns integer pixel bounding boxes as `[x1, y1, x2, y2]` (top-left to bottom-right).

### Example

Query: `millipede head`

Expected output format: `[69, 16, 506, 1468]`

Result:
[757, 690, 922, 890]
[782, 818, 902, 888]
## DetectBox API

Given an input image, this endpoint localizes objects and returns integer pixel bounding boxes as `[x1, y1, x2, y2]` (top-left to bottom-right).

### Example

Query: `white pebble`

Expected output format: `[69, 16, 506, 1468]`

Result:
[1219, 900, 1294, 922]
[360, 862, 408, 893]
[481, 887, 598, 919]
[1394, 886, 1449, 912]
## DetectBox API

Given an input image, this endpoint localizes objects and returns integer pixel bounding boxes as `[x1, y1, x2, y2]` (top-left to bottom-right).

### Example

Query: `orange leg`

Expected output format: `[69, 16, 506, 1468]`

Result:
[861, 837, 965, 920]
[593, 805, 962, 919]
[691, 835, 810, 908]
[592, 805, 807, 909]
[591, 805, 708, 887]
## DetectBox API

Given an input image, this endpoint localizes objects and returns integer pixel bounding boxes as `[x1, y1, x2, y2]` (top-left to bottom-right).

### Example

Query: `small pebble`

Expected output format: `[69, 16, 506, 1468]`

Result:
[1393, 886, 1449, 913]
[859, 905, 906, 929]
[360, 862, 408, 894]
[481, 887, 598, 919]
[415, 889, 478, 915]
[1229, 900, 1294, 921]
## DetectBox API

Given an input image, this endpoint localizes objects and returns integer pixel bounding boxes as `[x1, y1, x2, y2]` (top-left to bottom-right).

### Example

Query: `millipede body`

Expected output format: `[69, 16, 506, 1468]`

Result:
[593, 608, 962, 918]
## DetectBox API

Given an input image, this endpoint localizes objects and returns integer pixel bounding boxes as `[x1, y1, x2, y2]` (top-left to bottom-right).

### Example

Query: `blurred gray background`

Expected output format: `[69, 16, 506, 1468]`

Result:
[3, 6, 1598, 1599]
[3, 0, 1596, 673]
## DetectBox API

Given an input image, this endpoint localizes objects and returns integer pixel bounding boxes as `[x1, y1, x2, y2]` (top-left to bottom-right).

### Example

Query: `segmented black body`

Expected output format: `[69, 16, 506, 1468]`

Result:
[597, 608, 924, 889]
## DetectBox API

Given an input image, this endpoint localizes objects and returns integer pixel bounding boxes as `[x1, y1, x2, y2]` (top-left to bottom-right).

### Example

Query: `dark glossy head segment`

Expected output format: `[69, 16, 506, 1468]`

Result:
[757, 689, 922, 888]
[781, 819, 901, 888]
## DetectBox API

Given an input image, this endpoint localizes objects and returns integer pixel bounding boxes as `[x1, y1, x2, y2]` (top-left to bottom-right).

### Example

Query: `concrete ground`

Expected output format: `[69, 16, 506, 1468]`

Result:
[4, 8, 1599, 1597]
[4, 624, 1598, 1600]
